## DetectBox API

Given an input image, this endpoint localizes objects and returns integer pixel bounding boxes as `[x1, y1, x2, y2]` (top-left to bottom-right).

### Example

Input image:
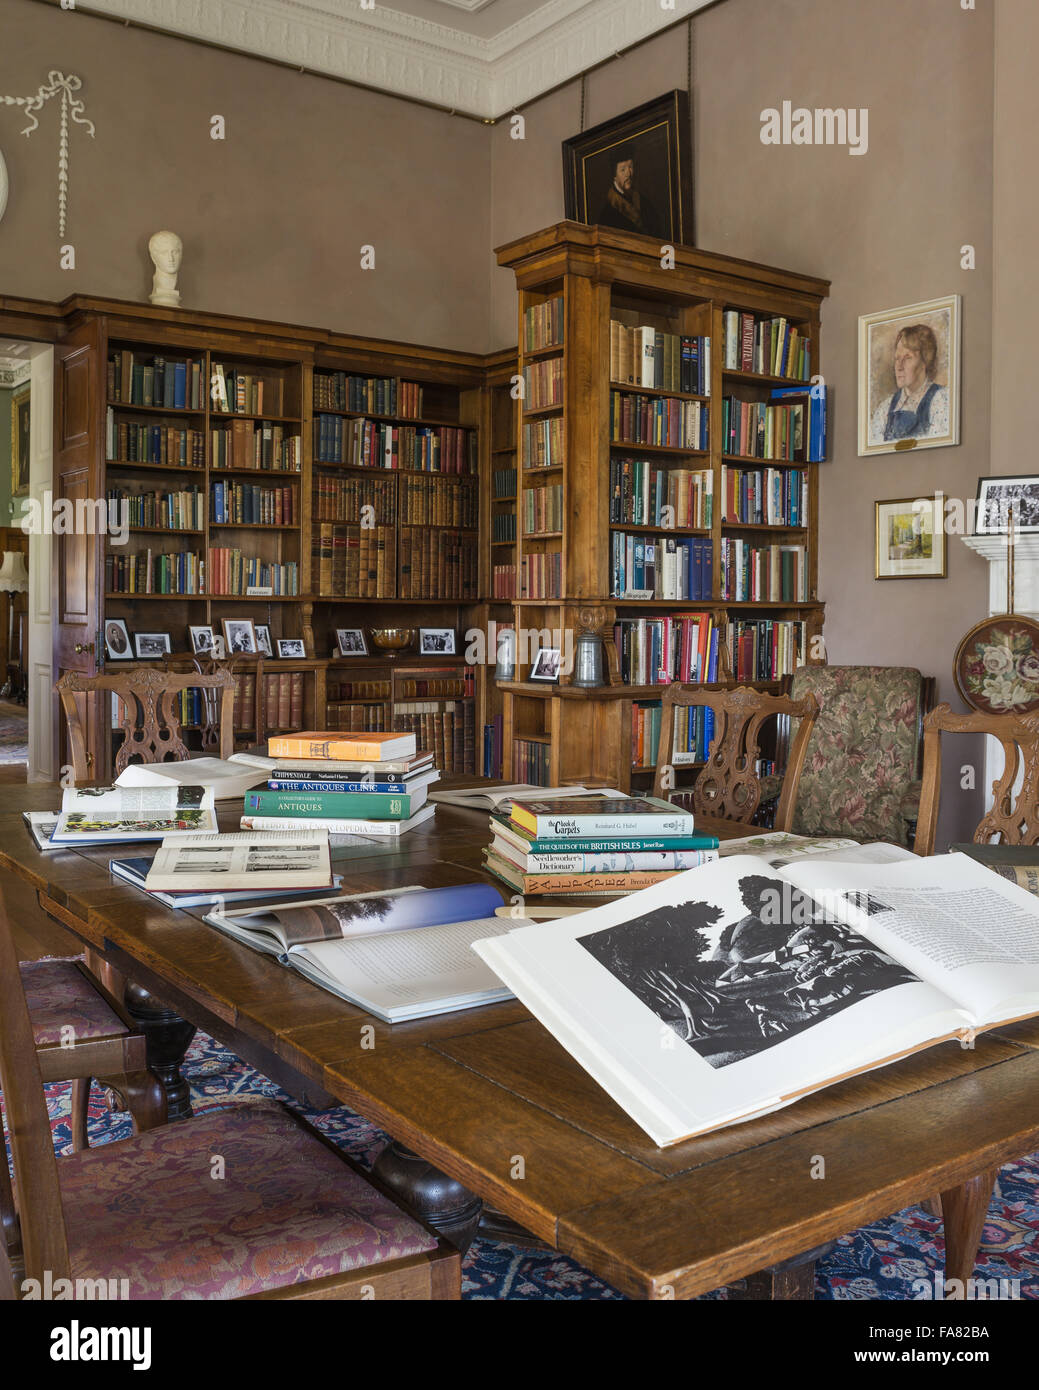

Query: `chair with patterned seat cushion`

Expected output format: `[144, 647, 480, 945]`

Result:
[760, 666, 935, 846]
[19, 955, 165, 1152]
[0, 899, 460, 1302]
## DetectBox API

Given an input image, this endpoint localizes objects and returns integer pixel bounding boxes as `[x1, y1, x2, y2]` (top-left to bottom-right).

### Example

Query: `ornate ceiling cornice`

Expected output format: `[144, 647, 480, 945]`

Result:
[76, 0, 713, 118]
[0, 358, 32, 387]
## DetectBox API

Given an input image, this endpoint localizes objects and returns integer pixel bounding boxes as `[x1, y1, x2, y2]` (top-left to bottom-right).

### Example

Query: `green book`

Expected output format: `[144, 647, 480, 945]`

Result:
[245, 789, 413, 820]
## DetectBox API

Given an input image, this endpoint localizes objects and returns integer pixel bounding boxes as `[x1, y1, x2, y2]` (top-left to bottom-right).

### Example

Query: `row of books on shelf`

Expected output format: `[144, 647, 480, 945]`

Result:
[313, 473, 395, 525]
[493, 514, 517, 542]
[483, 714, 504, 779]
[610, 461, 713, 530]
[325, 702, 386, 731]
[611, 532, 713, 601]
[106, 487, 204, 532]
[210, 420, 303, 472]
[327, 677, 391, 701]
[210, 550, 300, 597]
[393, 702, 475, 775]
[399, 474, 478, 528]
[312, 523, 396, 598]
[520, 551, 561, 600]
[105, 550, 203, 595]
[522, 484, 563, 535]
[720, 540, 808, 603]
[313, 372, 424, 418]
[523, 417, 564, 469]
[513, 738, 552, 787]
[314, 416, 476, 474]
[523, 297, 563, 353]
[614, 613, 721, 686]
[107, 352, 205, 410]
[609, 320, 711, 396]
[523, 359, 563, 411]
[210, 480, 295, 526]
[725, 618, 808, 681]
[493, 563, 518, 598]
[721, 465, 809, 527]
[610, 392, 709, 451]
[211, 366, 286, 417]
[722, 387, 827, 462]
[399, 528, 479, 601]
[492, 468, 517, 499]
[264, 671, 305, 729]
[722, 311, 811, 380]
[631, 700, 716, 768]
[484, 795, 719, 897]
[106, 414, 206, 467]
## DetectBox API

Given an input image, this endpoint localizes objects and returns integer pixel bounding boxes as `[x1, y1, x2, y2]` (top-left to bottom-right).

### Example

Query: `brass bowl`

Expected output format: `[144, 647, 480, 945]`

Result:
[369, 627, 416, 656]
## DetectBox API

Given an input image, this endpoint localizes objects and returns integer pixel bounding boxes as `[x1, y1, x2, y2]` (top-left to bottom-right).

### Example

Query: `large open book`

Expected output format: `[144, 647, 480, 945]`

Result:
[51, 785, 218, 843]
[473, 852, 1039, 1146]
[203, 881, 511, 1022]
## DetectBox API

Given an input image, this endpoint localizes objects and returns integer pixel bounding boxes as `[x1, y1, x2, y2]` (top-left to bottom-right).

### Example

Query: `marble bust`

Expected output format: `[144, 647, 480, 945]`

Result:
[148, 230, 182, 307]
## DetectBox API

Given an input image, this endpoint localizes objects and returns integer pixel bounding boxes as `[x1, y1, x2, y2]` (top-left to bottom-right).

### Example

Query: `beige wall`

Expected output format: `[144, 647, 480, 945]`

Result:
[0, 0, 490, 350]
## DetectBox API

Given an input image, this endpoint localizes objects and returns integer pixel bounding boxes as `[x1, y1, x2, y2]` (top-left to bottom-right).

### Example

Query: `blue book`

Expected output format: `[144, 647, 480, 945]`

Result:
[173, 361, 187, 409]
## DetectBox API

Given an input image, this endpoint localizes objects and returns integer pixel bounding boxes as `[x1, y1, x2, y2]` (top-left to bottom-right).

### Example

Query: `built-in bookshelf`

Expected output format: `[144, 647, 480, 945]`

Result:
[494, 222, 830, 790]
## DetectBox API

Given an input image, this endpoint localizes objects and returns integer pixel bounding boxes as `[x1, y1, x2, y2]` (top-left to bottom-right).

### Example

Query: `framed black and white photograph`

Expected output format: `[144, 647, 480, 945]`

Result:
[222, 618, 258, 656]
[189, 625, 216, 656]
[210, 635, 226, 659]
[562, 90, 693, 245]
[277, 638, 306, 658]
[975, 475, 1039, 535]
[254, 624, 274, 658]
[104, 618, 132, 661]
[858, 295, 960, 456]
[335, 628, 368, 656]
[419, 627, 455, 655]
[529, 646, 561, 683]
[134, 632, 171, 660]
[874, 496, 947, 580]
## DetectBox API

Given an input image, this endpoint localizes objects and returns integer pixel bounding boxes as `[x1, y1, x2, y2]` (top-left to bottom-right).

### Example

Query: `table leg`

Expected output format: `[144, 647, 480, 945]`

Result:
[939, 1167, 997, 1293]
[372, 1141, 483, 1252]
[123, 981, 196, 1121]
[726, 1241, 833, 1300]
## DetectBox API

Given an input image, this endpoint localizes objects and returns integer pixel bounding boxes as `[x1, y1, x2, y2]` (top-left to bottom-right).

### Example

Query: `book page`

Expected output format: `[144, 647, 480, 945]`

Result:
[147, 829, 330, 890]
[473, 855, 966, 1145]
[783, 852, 1039, 1025]
[53, 785, 217, 840]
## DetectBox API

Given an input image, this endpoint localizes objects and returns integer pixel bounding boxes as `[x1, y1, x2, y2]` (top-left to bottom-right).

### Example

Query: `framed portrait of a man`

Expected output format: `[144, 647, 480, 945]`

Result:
[858, 296, 960, 456]
[562, 91, 693, 246]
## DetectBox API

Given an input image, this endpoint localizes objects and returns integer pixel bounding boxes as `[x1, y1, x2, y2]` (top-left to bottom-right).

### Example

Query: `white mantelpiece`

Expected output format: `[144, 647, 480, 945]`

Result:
[961, 534, 1039, 620]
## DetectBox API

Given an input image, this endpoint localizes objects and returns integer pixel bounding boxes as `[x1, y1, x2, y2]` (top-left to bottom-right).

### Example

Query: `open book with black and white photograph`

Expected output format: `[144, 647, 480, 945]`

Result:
[472, 852, 1039, 1146]
[203, 881, 512, 1022]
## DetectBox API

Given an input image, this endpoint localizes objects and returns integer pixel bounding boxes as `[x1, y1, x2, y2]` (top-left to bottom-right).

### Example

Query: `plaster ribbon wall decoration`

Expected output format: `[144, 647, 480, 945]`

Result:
[0, 72, 95, 235]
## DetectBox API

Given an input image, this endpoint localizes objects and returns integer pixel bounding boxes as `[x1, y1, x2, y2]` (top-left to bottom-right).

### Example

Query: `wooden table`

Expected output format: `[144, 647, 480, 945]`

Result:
[6, 785, 1039, 1300]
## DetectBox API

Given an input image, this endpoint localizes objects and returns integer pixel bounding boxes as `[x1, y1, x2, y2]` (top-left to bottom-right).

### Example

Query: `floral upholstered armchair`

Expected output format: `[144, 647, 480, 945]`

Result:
[759, 666, 935, 847]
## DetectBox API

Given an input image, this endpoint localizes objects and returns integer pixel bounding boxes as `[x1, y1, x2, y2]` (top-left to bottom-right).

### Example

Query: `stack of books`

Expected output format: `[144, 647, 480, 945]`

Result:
[484, 794, 719, 897]
[240, 731, 438, 837]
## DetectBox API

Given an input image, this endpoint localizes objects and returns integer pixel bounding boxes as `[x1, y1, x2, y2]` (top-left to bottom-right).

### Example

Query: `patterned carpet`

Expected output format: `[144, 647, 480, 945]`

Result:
[24, 1029, 1039, 1300]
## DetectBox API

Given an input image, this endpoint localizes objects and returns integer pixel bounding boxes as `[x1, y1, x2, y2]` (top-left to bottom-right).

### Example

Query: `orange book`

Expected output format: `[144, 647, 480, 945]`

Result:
[267, 731, 416, 762]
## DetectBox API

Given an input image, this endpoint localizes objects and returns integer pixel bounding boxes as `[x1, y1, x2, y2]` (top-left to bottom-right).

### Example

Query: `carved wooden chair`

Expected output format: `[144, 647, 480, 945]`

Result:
[915, 703, 1039, 857]
[0, 892, 461, 1302]
[652, 684, 819, 830]
[56, 666, 235, 782]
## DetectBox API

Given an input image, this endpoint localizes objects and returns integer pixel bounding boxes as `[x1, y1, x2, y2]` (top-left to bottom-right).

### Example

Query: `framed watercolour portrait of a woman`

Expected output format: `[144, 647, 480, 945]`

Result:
[858, 296, 960, 456]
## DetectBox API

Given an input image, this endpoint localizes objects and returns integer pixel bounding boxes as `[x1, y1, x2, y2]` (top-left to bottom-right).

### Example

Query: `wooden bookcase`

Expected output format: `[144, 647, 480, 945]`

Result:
[494, 221, 830, 790]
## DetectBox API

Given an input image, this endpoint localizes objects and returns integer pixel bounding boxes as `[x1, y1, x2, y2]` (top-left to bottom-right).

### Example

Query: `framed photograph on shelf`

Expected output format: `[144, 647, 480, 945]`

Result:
[254, 624, 274, 657]
[134, 632, 172, 659]
[189, 625, 216, 656]
[419, 628, 455, 655]
[104, 618, 132, 661]
[277, 638, 306, 658]
[858, 295, 960, 456]
[210, 635, 226, 659]
[874, 496, 947, 580]
[222, 618, 258, 656]
[335, 628, 368, 656]
[562, 90, 693, 245]
[529, 646, 562, 683]
[975, 475, 1039, 535]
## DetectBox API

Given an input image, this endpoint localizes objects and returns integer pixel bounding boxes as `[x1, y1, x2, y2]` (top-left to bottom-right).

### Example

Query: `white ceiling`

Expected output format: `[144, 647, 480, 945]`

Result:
[81, 0, 714, 118]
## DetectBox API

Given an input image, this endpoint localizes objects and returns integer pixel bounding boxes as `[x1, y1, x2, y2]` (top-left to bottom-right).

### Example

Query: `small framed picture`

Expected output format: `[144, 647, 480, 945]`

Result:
[189, 625, 216, 656]
[254, 624, 274, 658]
[104, 618, 132, 661]
[210, 635, 226, 659]
[335, 628, 368, 656]
[419, 628, 455, 655]
[222, 619, 258, 656]
[874, 496, 947, 580]
[277, 638, 306, 658]
[134, 632, 172, 659]
[529, 646, 562, 683]
[975, 475, 1039, 536]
